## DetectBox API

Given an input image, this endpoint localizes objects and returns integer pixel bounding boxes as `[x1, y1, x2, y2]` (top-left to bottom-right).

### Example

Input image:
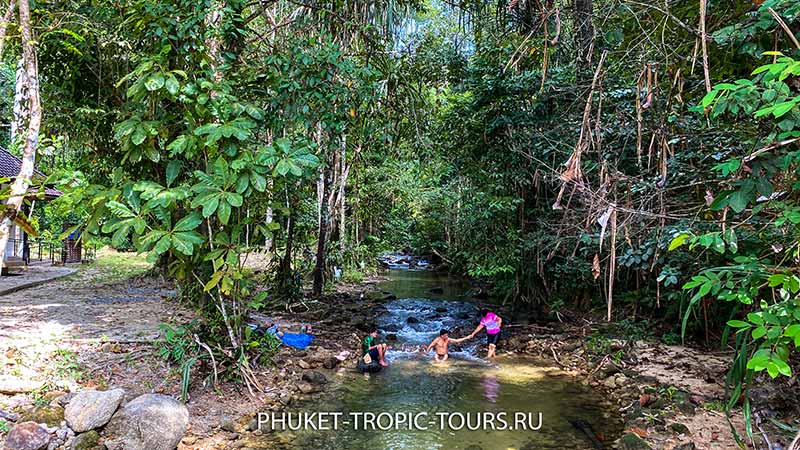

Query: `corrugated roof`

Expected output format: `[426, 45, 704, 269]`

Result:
[0, 146, 46, 178]
[0, 146, 62, 198]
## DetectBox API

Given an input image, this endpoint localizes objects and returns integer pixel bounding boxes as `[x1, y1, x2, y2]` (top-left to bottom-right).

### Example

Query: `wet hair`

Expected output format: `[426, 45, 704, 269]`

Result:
[368, 325, 378, 334]
[439, 329, 449, 336]
[479, 308, 490, 318]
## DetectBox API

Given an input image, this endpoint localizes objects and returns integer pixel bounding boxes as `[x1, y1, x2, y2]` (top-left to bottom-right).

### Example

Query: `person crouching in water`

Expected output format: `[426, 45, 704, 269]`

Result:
[426, 329, 466, 363]
[362, 325, 389, 367]
[464, 309, 502, 358]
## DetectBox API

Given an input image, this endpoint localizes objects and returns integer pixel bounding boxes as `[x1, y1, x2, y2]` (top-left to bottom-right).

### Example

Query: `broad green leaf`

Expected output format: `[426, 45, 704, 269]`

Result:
[217, 201, 231, 225]
[204, 271, 224, 292]
[772, 101, 796, 118]
[166, 160, 182, 187]
[165, 74, 180, 95]
[154, 234, 172, 255]
[227, 193, 243, 207]
[145, 73, 165, 91]
[131, 127, 148, 145]
[250, 172, 267, 192]
[774, 358, 792, 377]
[784, 324, 800, 337]
[728, 190, 749, 213]
[174, 212, 203, 232]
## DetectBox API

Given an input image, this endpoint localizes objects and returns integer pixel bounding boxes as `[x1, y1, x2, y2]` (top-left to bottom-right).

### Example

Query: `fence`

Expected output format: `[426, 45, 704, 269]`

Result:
[5, 238, 97, 265]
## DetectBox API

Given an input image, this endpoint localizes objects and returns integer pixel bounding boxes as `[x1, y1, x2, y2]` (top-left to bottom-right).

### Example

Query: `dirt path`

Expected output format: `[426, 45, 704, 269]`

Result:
[0, 252, 190, 392]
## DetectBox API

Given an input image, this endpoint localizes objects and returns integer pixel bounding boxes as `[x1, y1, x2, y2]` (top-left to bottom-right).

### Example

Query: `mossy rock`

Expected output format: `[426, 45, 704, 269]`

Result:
[649, 397, 671, 410]
[619, 432, 653, 450]
[20, 405, 65, 427]
[670, 422, 691, 435]
[72, 430, 101, 450]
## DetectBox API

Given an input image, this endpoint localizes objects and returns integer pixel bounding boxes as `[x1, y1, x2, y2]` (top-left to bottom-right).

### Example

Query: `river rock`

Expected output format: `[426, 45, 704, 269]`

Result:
[55, 393, 76, 407]
[406, 317, 419, 324]
[671, 443, 696, 450]
[71, 430, 100, 450]
[386, 333, 398, 341]
[382, 324, 400, 332]
[322, 357, 339, 369]
[220, 418, 236, 432]
[430, 289, 445, 296]
[103, 394, 189, 450]
[301, 371, 327, 385]
[297, 360, 312, 370]
[602, 376, 617, 389]
[1, 410, 19, 422]
[296, 382, 318, 394]
[65, 388, 125, 432]
[5, 422, 50, 450]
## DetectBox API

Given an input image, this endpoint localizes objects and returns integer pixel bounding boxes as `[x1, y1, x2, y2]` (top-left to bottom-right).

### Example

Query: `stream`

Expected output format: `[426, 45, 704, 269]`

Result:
[264, 269, 622, 450]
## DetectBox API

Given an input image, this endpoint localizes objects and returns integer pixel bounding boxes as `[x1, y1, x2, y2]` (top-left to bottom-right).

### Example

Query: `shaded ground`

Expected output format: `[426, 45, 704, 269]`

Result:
[0, 264, 76, 296]
[0, 250, 184, 392]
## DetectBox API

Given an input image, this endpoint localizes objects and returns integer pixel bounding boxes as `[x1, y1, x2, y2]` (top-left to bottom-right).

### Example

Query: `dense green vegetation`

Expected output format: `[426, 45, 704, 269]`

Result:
[2, 0, 800, 439]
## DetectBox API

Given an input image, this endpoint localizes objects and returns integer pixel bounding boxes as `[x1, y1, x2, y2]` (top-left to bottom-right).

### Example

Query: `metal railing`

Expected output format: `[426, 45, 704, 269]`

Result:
[5, 238, 97, 265]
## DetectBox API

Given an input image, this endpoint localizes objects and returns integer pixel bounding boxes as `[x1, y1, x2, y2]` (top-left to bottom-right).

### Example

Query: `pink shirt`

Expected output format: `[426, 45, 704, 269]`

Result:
[481, 312, 501, 334]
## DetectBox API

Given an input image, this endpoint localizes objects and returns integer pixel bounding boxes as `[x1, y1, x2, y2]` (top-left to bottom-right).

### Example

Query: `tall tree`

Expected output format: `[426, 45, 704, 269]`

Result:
[0, 0, 40, 273]
[574, 0, 593, 85]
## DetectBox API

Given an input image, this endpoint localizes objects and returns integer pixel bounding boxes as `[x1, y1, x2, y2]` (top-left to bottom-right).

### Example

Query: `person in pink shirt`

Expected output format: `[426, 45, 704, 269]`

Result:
[464, 309, 503, 358]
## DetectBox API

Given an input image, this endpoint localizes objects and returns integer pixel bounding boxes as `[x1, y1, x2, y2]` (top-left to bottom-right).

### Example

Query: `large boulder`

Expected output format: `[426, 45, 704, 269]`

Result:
[103, 394, 189, 450]
[65, 389, 125, 433]
[5, 421, 50, 450]
[301, 371, 327, 385]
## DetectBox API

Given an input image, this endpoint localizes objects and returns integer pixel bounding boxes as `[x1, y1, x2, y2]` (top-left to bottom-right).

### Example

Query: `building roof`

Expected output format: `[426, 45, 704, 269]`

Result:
[0, 146, 62, 199]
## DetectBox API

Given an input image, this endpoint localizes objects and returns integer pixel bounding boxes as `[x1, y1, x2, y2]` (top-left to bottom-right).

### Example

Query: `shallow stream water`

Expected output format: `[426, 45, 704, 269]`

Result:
[265, 269, 622, 450]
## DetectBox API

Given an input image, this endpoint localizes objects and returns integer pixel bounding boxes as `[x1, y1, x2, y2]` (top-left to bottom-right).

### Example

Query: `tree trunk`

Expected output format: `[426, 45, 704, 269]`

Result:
[278, 208, 295, 289]
[313, 155, 333, 296]
[339, 134, 346, 254]
[11, 59, 27, 140]
[353, 162, 360, 244]
[0, 0, 40, 274]
[574, 0, 594, 86]
[264, 201, 273, 252]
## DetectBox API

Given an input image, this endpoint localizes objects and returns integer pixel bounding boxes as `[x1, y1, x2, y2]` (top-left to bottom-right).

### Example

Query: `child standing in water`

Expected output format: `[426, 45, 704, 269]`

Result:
[464, 309, 503, 358]
[426, 329, 466, 362]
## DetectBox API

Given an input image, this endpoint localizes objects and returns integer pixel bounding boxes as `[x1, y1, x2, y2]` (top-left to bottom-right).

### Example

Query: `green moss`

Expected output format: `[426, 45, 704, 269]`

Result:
[619, 432, 653, 450]
[72, 430, 101, 450]
[19, 405, 65, 427]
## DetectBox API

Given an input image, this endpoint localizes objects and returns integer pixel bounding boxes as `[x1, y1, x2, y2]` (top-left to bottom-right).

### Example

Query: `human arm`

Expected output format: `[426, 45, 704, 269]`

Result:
[426, 338, 437, 352]
[467, 324, 484, 339]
